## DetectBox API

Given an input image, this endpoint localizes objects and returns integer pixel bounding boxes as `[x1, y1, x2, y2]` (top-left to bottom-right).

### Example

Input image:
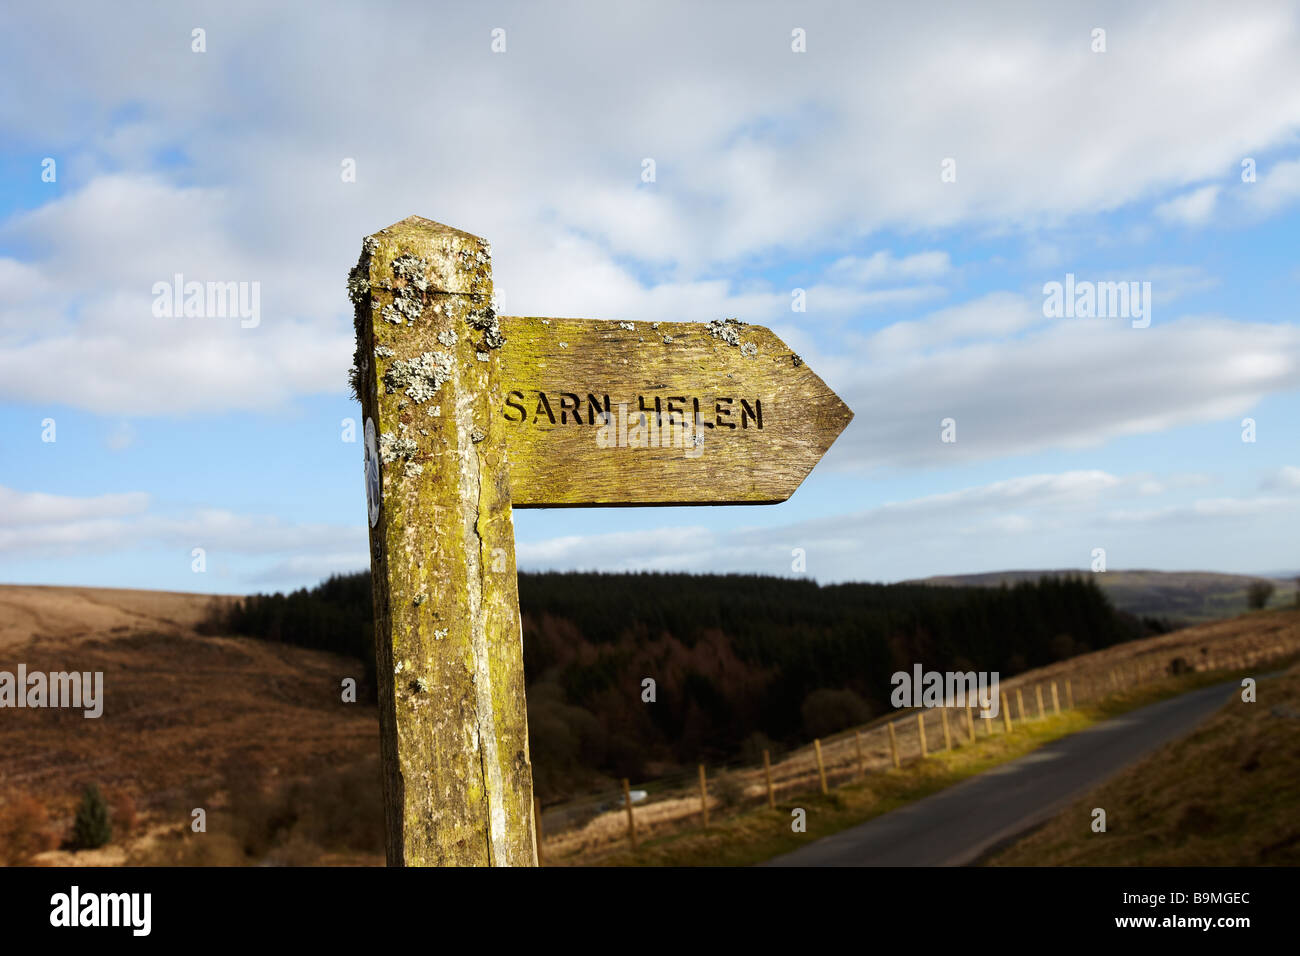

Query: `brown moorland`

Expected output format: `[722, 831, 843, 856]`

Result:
[0, 585, 379, 865]
[1, 585, 1296, 866]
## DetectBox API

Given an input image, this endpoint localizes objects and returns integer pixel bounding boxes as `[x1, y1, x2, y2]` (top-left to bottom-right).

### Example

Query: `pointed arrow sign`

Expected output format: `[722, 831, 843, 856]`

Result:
[496, 315, 853, 506]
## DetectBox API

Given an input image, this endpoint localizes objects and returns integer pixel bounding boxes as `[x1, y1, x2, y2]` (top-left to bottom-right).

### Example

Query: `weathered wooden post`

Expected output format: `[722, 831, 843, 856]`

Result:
[814, 739, 829, 794]
[1051, 681, 1061, 715]
[1016, 687, 1026, 721]
[1001, 692, 1012, 733]
[940, 707, 952, 751]
[352, 216, 534, 867]
[916, 712, 928, 758]
[965, 704, 976, 742]
[1035, 684, 1045, 719]
[622, 778, 637, 849]
[1065, 678, 1074, 710]
[855, 729, 865, 776]
[351, 215, 853, 865]
[887, 722, 901, 768]
[763, 750, 776, 809]
[698, 764, 710, 826]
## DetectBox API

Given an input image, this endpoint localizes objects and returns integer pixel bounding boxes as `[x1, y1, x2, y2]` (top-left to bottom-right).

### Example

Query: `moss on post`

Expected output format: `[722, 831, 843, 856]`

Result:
[352, 215, 535, 866]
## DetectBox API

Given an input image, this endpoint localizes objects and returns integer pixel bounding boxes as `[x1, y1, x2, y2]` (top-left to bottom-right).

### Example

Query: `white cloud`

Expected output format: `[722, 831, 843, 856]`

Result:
[0, 487, 150, 554]
[144, 509, 366, 556]
[827, 251, 953, 284]
[104, 421, 137, 451]
[1262, 465, 1300, 490]
[0, 519, 136, 555]
[249, 553, 370, 587]
[802, 283, 948, 315]
[813, 311, 1300, 471]
[1105, 496, 1297, 524]
[1155, 185, 1220, 226]
[1141, 265, 1221, 304]
[1243, 156, 1300, 218]
[0, 487, 363, 559]
[514, 468, 1300, 581]
[0, 176, 352, 414]
[0, 487, 148, 528]
[863, 291, 1042, 354]
[519, 526, 714, 570]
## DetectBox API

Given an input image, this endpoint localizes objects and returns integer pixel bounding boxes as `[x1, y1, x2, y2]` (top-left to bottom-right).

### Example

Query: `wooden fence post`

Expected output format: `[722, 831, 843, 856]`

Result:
[1051, 681, 1061, 715]
[887, 722, 901, 768]
[1065, 678, 1074, 710]
[1001, 692, 1012, 733]
[814, 739, 829, 794]
[940, 708, 952, 751]
[698, 764, 709, 826]
[1035, 684, 1045, 719]
[622, 777, 637, 850]
[356, 216, 534, 867]
[917, 712, 928, 758]
[1016, 688, 1026, 721]
[534, 797, 544, 866]
[763, 749, 776, 809]
[855, 730, 865, 776]
[965, 704, 976, 742]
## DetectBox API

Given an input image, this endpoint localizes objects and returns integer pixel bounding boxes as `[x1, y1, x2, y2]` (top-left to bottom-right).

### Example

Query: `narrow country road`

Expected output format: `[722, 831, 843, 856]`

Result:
[765, 679, 1242, 867]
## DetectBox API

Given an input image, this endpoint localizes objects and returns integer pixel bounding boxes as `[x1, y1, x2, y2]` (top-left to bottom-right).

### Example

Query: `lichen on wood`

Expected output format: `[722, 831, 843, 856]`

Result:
[355, 215, 535, 867]
[384, 351, 454, 403]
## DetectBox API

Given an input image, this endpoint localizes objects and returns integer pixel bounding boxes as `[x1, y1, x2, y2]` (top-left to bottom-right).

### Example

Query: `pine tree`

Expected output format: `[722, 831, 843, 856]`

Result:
[71, 783, 112, 850]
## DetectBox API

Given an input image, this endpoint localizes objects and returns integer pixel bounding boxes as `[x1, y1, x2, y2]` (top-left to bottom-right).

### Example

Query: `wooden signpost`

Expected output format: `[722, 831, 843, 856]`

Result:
[351, 216, 853, 865]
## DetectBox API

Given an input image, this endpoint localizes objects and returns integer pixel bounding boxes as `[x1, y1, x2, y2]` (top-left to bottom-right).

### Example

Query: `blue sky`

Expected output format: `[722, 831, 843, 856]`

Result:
[1, 1, 1298, 594]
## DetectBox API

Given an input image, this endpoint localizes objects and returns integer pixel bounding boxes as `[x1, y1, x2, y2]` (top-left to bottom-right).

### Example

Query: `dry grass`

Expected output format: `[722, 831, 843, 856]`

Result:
[0, 794, 59, 865]
[0, 585, 381, 865]
[0, 585, 231, 651]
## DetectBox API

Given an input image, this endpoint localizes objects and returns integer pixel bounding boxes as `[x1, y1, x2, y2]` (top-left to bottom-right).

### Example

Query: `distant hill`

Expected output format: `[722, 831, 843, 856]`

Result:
[908, 570, 1298, 622]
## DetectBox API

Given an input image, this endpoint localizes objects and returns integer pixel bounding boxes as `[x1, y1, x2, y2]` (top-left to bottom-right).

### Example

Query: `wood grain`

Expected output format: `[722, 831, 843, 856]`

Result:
[497, 316, 854, 506]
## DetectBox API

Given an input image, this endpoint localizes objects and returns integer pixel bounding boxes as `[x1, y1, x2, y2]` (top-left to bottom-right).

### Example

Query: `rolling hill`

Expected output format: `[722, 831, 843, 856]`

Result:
[909, 569, 1297, 622]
